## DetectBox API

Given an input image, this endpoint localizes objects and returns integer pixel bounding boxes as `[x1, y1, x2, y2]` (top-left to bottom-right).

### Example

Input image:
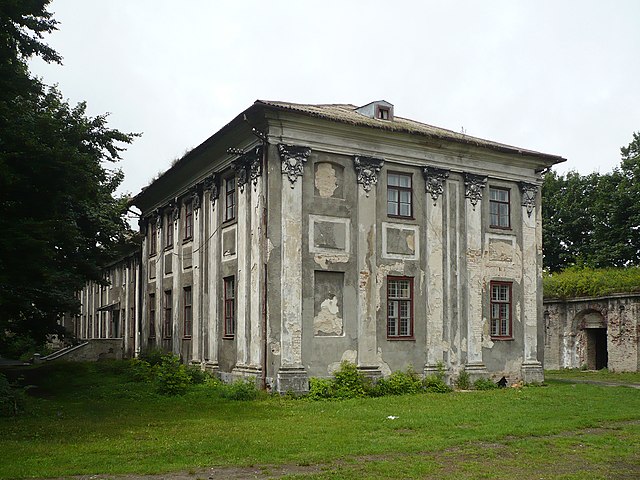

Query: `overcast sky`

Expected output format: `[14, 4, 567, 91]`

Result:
[30, 0, 640, 198]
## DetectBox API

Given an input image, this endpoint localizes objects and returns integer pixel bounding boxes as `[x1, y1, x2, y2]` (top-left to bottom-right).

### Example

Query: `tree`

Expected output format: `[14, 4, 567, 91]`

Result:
[0, 1, 138, 357]
[542, 132, 640, 272]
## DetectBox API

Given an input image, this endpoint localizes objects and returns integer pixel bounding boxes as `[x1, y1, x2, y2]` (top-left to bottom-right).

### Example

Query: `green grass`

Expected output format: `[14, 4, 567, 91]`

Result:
[1, 362, 640, 479]
[545, 368, 640, 384]
[543, 265, 640, 299]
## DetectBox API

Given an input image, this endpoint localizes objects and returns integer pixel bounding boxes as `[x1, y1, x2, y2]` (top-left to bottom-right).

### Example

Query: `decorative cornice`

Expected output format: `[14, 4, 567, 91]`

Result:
[278, 144, 311, 188]
[464, 173, 487, 209]
[519, 182, 538, 217]
[422, 166, 450, 205]
[353, 155, 384, 196]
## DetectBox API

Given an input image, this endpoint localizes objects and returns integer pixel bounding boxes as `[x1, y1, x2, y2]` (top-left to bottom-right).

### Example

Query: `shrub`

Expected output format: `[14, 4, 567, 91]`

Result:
[377, 367, 423, 396]
[138, 348, 166, 366]
[308, 377, 335, 400]
[154, 354, 190, 395]
[0, 373, 26, 417]
[127, 358, 153, 382]
[543, 266, 640, 299]
[332, 361, 368, 399]
[474, 378, 498, 390]
[423, 375, 452, 393]
[456, 370, 471, 390]
[185, 364, 209, 385]
[221, 379, 258, 401]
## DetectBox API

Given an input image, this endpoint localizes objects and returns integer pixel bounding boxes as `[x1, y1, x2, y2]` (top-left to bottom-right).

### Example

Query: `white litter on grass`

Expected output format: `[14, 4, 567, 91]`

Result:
[386, 415, 398, 420]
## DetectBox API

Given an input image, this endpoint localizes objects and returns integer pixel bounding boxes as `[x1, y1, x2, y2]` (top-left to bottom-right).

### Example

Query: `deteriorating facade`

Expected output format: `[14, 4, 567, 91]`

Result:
[544, 294, 640, 371]
[75, 100, 565, 392]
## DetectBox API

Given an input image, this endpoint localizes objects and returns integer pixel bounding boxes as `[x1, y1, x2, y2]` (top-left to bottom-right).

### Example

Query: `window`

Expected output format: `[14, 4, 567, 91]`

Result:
[490, 281, 512, 338]
[184, 201, 193, 240]
[376, 105, 390, 120]
[387, 172, 412, 218]
[149, 221, 157, 255]
[223, 276, 235, 338]
[148, 293, 156, 338]
[183, 287, 192, 338]
[489, 187, 510, 229]
[387, 277, 413, 338]
[165, 212, 173, 248]
[163, 290, 172, 339]
[225, 177, 236, 221]
[129, 306, 135, 338]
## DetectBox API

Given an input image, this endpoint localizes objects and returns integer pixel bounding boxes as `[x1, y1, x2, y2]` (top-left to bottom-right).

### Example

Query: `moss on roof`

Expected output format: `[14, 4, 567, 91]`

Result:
[256, 100, 566, 163]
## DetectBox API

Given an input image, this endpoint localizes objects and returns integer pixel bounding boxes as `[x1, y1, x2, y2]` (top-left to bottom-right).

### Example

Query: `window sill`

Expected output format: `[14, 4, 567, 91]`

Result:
[387, 215, 415, 221]
[387, 336, 415, 341]
[489, 226, 512, 231]
[182, 237, 193, 245]
[222, 218, 237, 227]
[164, 245, 173, 251]
[222, 335, 235, 340]
[490, 336, 514, 341]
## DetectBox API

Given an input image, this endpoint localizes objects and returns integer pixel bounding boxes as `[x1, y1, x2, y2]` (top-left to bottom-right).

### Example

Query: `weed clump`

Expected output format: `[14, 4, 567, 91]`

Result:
[220, 379, 259, 401]
[0, 373, 26, 417]
[455, 370, 471, 390]
[154, 354, 191, 395]
[474, 378, 498, 390]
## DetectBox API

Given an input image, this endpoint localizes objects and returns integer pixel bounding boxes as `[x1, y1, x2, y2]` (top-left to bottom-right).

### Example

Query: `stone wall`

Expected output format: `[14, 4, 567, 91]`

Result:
[544, 294, 640, 372]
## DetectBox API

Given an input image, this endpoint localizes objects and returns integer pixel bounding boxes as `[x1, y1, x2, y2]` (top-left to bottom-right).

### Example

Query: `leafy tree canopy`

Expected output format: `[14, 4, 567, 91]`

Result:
[0, 0, 139, 357]
[543, 132, 640, 272]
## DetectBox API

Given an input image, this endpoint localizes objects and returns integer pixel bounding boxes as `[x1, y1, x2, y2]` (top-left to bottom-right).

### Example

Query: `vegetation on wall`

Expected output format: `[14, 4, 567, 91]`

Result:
[543, 266, 640, 299]
[0, 1, 137, 357]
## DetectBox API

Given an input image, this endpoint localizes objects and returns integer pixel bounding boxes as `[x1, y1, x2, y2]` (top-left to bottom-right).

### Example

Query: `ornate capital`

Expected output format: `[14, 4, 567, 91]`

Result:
[246, 145, 263, 188]
[279, 144, 310, 188]
[171, 201, 179, 223]
[353, 155, 384, 196]
[191, 189, 201, 211]
[519, 182, 538, 217]
[153, 208, 162, 226]
[464, 173, 487, 209]
[422, 166, 450, 205]
[138, 217, 148, 235]
[232, 158, 249, 193]
[204, 174, 220, 207]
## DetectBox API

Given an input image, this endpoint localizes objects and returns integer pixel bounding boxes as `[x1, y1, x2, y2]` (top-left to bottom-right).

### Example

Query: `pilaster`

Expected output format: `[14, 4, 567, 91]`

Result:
[233, 158, 249, 370]
[354, 155, 384, 376]
[191, 190, 202, 362]
[463, 173, 487, 373]
[277, 144, 310, 393]
[205, 175, 220, 372]
[423, 167, 448, 374]
[520, 182, 544, 382]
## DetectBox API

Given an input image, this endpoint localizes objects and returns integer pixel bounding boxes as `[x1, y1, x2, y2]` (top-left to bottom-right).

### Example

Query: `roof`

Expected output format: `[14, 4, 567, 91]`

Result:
[133, 99, 565, 208]
[255, 100, 566, 164]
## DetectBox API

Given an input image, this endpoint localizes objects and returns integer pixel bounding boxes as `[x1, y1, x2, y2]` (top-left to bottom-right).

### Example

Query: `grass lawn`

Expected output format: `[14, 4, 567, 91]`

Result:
[545, 368, 640, 385]
[1, 362, 639, 479]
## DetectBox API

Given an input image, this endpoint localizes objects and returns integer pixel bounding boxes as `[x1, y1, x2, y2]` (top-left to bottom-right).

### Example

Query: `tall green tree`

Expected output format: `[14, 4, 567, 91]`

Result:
[0, 1, 138, 356]
[542, 132, 640, 272]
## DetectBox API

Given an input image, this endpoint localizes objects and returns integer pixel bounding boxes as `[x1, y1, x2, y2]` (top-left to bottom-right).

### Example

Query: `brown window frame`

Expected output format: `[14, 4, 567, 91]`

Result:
[183, 286, 192, 338]
[490, 281, 513, 339]
[223, 276, 236, 338]
[225, 177, 236, 222]
[489, 187, 511, 229]
[148, 293, 156, 338]
[149, 221, 158, 256]
[165, 212, 173, 248]
[184, 200, 193, 240]
[387, 276, 414, 339]
[376, 105, 391, 120]
[387, 172, 413, 219]
[163, 290, 172, 339]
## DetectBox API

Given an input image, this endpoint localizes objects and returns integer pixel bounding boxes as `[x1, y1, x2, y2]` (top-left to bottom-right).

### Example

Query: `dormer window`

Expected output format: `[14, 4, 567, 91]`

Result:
[377, 106, 390, 120]
[356, 100, 394, 121]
